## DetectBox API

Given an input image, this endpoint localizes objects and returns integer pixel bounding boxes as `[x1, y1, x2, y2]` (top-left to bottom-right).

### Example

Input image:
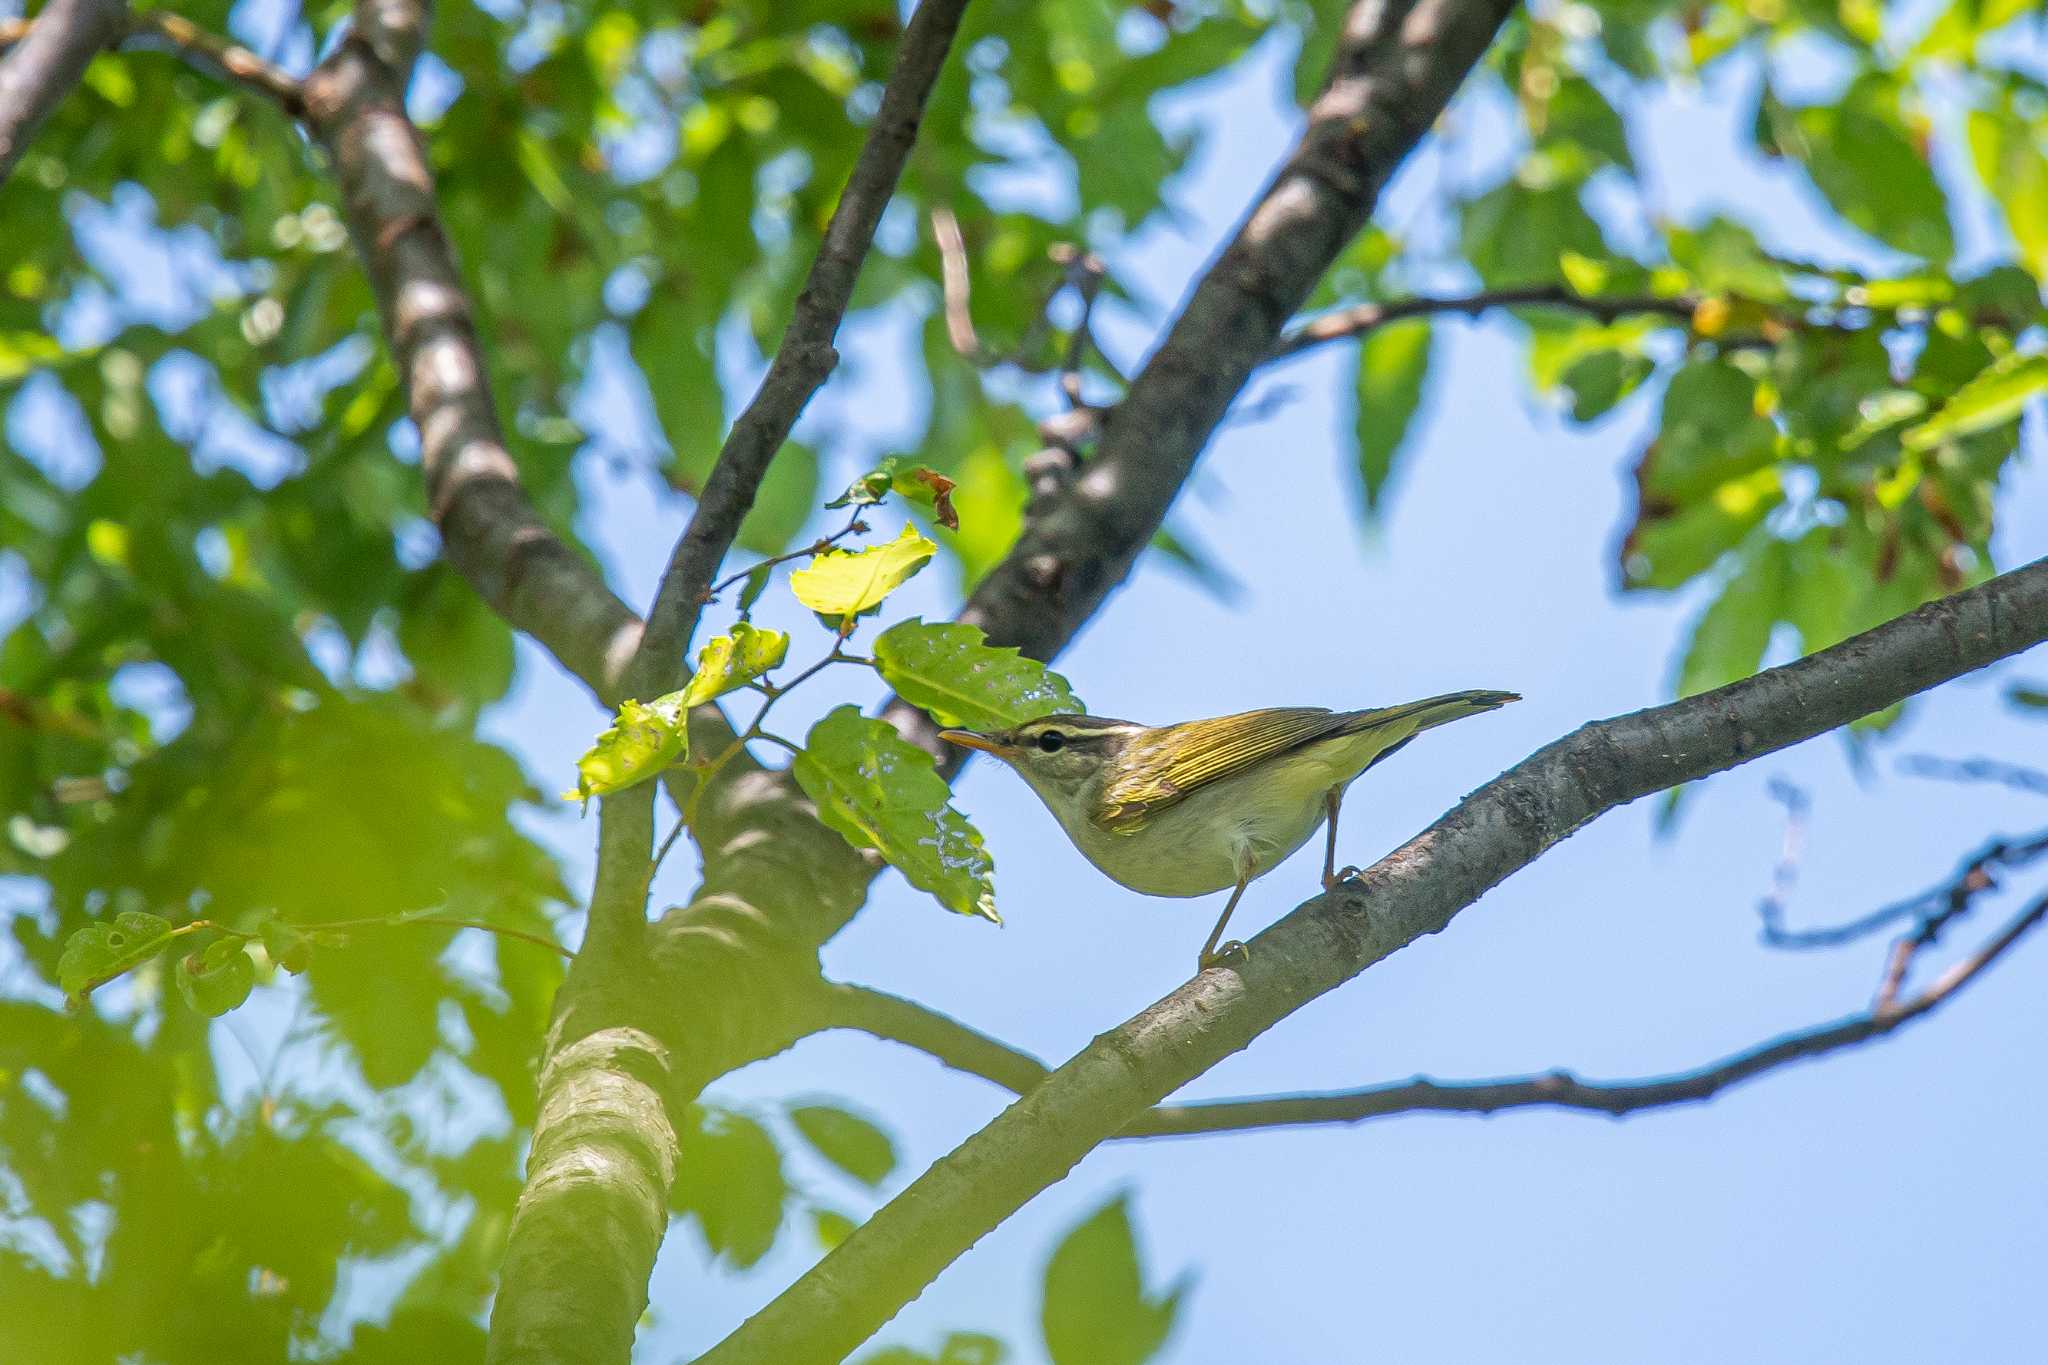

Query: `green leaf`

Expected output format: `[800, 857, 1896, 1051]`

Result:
[260, 917, 314, 974]
[789, 525, 935, 619]
[175, 937, 255, 1016]
[1621, 467, 1784, 590]
[789, 1102, 897, 1188]
[1560, 349, 1654, 423]
[564, 694, 688, 804]
[1676, 541, 1788, 698]
[812, 1207, 858, 1250]
[1645, 358, 1782, 500]
[57, 910, 176, 1001]
[670, 1107, 788, 1269]
[1902, 351, 2048, 451]
[1352, 319, 1431, 516]
[1040, 1193, 1187, 1365]
[399, 564, 516, 706]
[1761, 76, 1953, 262]
[792, 705, 999, 923]
[859, 1333, 1007, 1365]
[826, 457, 960, 529]
[735, 561, 775, 618]
[2007, 683, 2048, 711]
[680, 623, 789, 708]
[873, 619, 1082, 731]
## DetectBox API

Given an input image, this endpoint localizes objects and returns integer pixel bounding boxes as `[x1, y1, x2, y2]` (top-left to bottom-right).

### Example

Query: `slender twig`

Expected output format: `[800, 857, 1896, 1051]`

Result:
[1899, 754, 2048, 799]
[650, 815, 690, 879]
[318, 912, 573, 957]
[676, 645, 868, 835]
[1759, 827, 2048, 950]
[0, 9, 306, 120]
[1120, 890, 2047, 1138]
[124, 10, 307, 116]
[1050, 242, 1110, 408]
[1754, 777, 1810, 940]
[1269, 284, 1701, 362]
[627, 0, 974, 701]
[704, 508, 867, 601]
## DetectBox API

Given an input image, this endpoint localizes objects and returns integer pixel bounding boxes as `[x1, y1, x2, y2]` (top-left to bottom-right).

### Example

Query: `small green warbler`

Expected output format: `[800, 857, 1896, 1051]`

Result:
[940, 690, 1518, 970]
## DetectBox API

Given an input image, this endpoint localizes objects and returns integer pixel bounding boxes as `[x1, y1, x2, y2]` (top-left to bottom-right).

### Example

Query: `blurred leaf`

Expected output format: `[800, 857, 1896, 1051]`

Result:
[57, 910, 174, 1001]
[566, 694, 688, 804]
[260, 916, 313, 974]
[860, 1333, 1007, 1365]
[1676, 541, 1788, 697]
[789, 1102, 897, 1188]
[792, 705, 998, 923]
[1902, 351, 2048, 451]
[1148, 524, 1242, 604]
[1352, 319, 1431, 516]
[174, 936, 255, 1016]
[735, 441, 822, 556]
[1644, 358, 1781, 500]
[789, 525, 936, 619]
[1040, 1193, 1187, 1365]
[2007, 683, 2048, 710]
[812, 1207, 858, 1250]
[1966, 101, 2048, 279]
[680, 623, 789, 708]
[1621, 467, 1783, 590]
[399, 564, 516, 707]
[873, 619, 1082, 731]
[1460, 179, 1606, 286]
[1757, 76, 1952, 261]
[671, 1107, 788, 1269]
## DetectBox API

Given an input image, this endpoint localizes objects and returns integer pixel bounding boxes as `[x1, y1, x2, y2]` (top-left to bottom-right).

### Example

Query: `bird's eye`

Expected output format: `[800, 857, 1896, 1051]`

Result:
[1036, 731, 1066, 754]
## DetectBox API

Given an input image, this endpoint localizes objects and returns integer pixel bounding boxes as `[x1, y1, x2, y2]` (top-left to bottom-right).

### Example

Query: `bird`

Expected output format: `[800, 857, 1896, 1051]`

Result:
[939, 690, 1518, 972]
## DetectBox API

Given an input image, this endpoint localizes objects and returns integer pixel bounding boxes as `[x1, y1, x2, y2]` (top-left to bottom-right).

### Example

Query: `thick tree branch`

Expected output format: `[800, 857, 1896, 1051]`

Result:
[300, 15, 640, 701]
[1122, 888, 2047, 1137]
[626, 0, 973, 699]
[891, 0, 1520, 760]
[0, 0, 128, 184]
[1269, 284, 1699, 362]
[700, 557, 2048, 1364]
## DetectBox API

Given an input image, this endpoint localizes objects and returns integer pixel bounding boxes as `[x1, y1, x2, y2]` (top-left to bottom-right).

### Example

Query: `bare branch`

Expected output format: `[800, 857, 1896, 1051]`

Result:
[0, 0, 129, 184]
[821, 981, 1051, 1096]
[1121, 889, 2048, 1137]
[1269, 283, 1700, 363]
[300, 17, 641, 700]
[627, 0, 973, 699]
[124, 10, 306, 116]
[700, 553, 2048, 1365]
[1899, 754, 2048, 799]
[1759, 826, 2048, 951]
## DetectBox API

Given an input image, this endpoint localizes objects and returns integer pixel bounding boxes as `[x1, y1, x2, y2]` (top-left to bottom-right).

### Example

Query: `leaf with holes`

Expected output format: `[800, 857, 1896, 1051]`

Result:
[680, 623, 789, 708]
[792, 706, 999, 923]
[874, 619, 1081, 732]
[564, 694, 689, 805]
[58, 911, 176, 1003]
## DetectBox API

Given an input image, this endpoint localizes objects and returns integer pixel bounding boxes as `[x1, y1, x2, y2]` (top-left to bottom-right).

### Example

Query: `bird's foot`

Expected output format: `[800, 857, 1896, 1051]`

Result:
[1198, 940, 1248, 972]
[1322, 865, 1365, 892]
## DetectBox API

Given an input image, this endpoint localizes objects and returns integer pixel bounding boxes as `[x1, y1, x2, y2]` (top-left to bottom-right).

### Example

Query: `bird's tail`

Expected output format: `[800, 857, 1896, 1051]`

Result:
[1339, 689, 1519, 739]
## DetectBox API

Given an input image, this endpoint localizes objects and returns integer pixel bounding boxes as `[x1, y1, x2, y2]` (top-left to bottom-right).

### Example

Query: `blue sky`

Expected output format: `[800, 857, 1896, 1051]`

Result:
[8, 7, 2047, 1362]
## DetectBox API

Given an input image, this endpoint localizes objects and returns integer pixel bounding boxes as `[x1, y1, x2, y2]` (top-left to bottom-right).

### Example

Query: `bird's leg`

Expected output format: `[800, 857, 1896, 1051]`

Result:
[1197, 872, 1251, 972]
[1321, 787, 1365, 890]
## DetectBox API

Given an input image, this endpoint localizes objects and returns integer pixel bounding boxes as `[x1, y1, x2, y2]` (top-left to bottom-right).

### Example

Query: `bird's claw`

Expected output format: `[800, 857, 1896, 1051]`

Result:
[1322, 865, 1365, 892]
[1198, 940, 1248, 972]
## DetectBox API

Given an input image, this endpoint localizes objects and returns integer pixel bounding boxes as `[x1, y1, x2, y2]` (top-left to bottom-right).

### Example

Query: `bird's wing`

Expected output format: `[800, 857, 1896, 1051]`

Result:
[1094, 707, 1351, 832]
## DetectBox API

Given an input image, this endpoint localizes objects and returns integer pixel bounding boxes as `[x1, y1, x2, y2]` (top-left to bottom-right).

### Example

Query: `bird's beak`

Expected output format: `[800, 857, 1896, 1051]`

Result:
[938, 728, 1007, 756]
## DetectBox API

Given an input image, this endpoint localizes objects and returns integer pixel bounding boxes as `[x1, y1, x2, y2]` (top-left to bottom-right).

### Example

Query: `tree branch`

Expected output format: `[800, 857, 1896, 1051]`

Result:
[626, 0, 973, 699]
[0, 0, 129, 185]
[301, 15, 641, 701]
[890, 0, 1520, 762]
[820, 982, 1051, 1096]
[698, 555, 2048, 1364]
[1758, 827, 2048, 951]
[1121, 888, 2047, 1138]
[123, 10, 306, 116]
[1268, 283, 1699, 362]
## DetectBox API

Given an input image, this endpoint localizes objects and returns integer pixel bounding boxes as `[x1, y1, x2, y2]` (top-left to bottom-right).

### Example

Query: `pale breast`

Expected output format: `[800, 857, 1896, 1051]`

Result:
[1053, 764, 1335, 899]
